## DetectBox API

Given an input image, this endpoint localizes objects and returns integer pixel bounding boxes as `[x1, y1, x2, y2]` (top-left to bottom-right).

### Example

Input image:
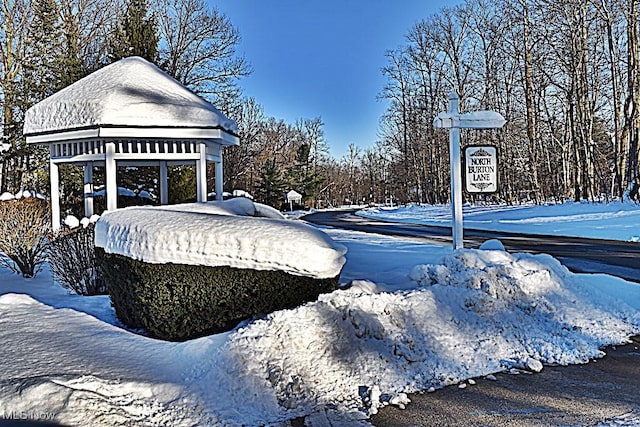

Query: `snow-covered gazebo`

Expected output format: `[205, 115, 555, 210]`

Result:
[286, 190, 303, 211]
[23, 56, 239, 230]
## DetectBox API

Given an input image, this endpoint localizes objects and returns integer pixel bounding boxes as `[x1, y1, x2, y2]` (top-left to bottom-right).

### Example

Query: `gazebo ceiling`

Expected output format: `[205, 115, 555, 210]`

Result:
[23, 56, 238, 145]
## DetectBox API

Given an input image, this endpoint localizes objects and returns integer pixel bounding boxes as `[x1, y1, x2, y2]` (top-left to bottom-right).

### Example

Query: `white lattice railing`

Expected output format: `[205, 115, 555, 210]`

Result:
[50, 139, 204, 159]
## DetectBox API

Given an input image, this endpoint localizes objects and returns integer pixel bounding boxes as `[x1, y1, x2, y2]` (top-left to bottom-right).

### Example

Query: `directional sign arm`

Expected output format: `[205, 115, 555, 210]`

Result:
[434, 111, 506, 129]
[458, 111, 506, 129]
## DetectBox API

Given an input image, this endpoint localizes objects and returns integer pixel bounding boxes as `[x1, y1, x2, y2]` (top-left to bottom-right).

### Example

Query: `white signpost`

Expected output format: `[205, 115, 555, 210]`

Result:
[434, 91, 506, 250]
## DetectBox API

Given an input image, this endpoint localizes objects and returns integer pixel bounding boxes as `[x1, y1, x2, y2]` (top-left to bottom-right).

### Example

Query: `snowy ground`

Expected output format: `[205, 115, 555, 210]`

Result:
[1, 201, 640, 426]
[357, 200, 640, 242]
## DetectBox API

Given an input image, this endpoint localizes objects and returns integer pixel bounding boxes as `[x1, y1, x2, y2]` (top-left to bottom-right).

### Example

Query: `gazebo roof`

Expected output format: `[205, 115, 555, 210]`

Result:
[286, 190, 303, 201]
[23, 56, 238, 143]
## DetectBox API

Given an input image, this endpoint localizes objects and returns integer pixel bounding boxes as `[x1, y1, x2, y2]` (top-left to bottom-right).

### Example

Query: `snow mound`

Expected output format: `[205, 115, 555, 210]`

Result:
[0, 192, 14, 201]
[204, 248, 640, 421]
[480, 238, 505, 251]
[63, 215, 80, 229]
[0, 190, 44, 201]
[158, 197, 284, 219]
[95, 199, 345, 279]
[0, 375, 199, 427]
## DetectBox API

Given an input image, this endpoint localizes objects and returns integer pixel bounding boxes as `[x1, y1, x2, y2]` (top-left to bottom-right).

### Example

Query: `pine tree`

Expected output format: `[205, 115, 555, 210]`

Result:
[23, 0, 64, 103]
[4, 0, 62, 193]
[110, 0, 159, 63]
[285, 143, 325, 208]
[168, 165, 196, 204]
[255, 159, 285, 208]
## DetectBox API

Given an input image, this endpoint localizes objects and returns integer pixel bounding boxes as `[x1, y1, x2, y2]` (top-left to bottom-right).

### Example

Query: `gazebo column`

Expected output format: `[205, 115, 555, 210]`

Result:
[105, 141, 118, 211]
[83, 161, 94, 217]
[215, 158, 223, 201]
[50, 159, 61, 231]
[196, 145, 207, 202]
[159, 160, 169, 205]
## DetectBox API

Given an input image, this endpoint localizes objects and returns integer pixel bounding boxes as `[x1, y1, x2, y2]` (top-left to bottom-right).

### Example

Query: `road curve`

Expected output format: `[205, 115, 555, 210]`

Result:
[303, 210, 640, 283]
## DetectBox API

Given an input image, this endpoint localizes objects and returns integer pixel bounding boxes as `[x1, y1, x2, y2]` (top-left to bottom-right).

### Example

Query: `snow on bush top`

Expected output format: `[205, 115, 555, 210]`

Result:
[23, 56, 238, 136]
[0, 190, 45, 201]
[95, 198, 347, 279]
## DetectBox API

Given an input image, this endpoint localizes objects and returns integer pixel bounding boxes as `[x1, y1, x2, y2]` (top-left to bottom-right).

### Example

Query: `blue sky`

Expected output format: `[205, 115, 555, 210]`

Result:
[215, 0, 456, 158]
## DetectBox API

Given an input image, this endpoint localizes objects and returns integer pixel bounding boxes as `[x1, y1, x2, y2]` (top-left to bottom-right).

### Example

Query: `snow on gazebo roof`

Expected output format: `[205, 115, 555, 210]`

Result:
[23, 56, 238, 140]
[286, 190, 303, 202]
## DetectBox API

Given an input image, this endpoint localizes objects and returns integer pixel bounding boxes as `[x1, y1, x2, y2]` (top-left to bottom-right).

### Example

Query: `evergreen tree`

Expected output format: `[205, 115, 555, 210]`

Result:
[58, 9, 88, 88]
[23, 0, 64, 103]
[285, 143, 325, 208]
[3, 0, 63, 193]
[255, 159, 285, 208]
[168, 165, 196, 204]
[110, 0, 159, 63]
[100, 0, 160, 207]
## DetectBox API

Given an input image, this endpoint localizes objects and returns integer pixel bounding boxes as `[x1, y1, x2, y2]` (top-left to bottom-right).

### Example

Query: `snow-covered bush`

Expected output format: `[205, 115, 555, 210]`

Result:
[97, 250, 339, 340]
[49, 224, 106, 296]
[0, 197, 50, 278]
[94, 198, 346, 341]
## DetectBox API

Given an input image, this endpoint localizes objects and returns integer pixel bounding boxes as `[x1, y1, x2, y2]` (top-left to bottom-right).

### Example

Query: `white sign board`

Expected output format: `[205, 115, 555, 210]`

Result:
[464, 146, 498, 193]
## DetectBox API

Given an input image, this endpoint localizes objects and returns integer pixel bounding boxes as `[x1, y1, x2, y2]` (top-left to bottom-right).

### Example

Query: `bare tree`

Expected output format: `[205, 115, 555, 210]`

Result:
[621, 0, 640, 199]
[153, 0, 250, 103]
[0, 197, 50, 277]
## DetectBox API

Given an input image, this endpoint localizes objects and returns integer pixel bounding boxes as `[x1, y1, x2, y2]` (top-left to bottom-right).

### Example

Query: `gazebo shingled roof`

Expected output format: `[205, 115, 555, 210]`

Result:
[23, 56, 240, 229]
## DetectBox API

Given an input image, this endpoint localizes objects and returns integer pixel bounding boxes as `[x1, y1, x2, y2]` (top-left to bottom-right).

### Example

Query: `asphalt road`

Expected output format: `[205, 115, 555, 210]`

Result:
[303, 210, 640, 283]
[370, 337, 640, 427]
[303, 209, 640, 426]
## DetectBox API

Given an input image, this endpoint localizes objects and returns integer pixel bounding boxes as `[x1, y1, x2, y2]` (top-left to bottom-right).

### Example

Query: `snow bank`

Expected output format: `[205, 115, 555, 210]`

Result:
[0, 192, 14, 201]
[0, 292, 212, 427]
[1, 224, 640, 424]
[209, 247, 640, 421]
[95, 199, 346, 279]
[0, 190, 45, 201]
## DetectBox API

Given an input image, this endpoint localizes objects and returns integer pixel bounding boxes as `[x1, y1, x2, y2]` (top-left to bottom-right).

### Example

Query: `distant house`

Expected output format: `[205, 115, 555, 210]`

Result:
[22, 56, 239, 230]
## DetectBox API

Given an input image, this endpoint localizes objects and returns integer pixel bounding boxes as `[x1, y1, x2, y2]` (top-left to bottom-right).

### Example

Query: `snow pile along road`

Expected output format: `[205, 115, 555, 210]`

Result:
[1, 234, 639, 425]
[191, 241, 640, 423]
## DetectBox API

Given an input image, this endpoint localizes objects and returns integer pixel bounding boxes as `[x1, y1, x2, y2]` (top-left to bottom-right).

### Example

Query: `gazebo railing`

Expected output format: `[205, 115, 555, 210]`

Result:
[50, 139, 203, 160]
[51, 139, 105, 158]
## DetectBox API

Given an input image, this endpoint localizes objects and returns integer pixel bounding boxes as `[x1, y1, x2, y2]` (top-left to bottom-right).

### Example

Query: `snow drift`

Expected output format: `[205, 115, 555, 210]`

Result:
[1, 201, 639, 425]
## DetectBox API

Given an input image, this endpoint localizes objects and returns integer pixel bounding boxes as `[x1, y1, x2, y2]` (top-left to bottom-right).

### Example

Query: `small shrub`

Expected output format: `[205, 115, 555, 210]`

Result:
[97, 249, 339, 341]
[0, 197, 50, 278]
[49, 225, 107, 295]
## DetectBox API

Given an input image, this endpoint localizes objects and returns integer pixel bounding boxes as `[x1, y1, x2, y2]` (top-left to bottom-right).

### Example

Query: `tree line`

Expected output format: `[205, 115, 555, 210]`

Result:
[2, 0, 639, 214]
[377, 0, 640, 205]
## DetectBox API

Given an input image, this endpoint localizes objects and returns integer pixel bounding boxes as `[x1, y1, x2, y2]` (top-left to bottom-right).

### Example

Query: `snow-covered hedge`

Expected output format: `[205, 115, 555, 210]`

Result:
[95, 198, 346, 279]
[94, 198, 347, 340]
[97, 250, 340, 340]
